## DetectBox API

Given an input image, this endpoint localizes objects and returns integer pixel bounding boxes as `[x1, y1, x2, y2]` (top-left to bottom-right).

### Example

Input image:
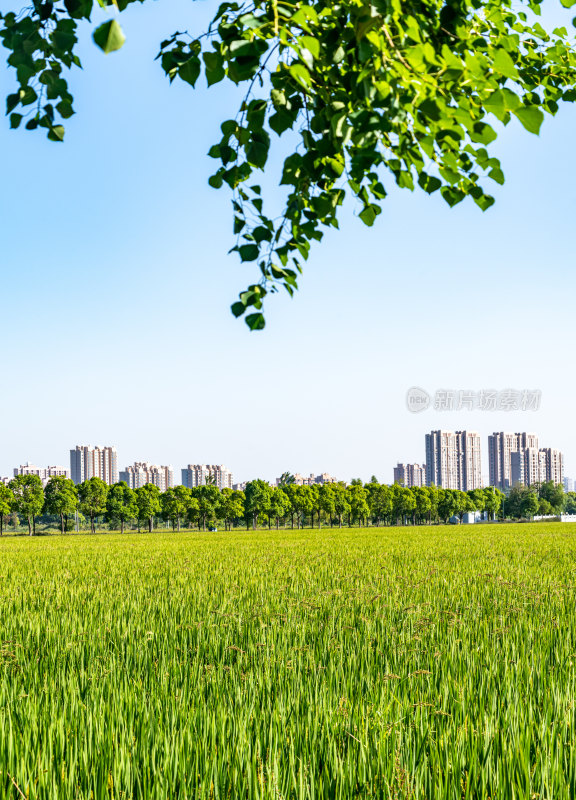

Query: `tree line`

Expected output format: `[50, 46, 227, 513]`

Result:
[3, 473, 566, 536]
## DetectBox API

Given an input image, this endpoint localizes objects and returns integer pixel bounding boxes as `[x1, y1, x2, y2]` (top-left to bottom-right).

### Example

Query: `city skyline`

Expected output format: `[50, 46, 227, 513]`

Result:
[1, 429, 570, 489]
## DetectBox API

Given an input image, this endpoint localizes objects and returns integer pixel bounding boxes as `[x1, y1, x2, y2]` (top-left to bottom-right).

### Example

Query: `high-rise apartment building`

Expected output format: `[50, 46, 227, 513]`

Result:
[541, 448, 564, 485]
[425, 430, 481, 490]
[13, 463, 70, 485]
[393, 463, 427, 488]
[459, 431, 482, 490]
[70, 445, 118, 485]
[564, 477, 573, 493]
[119, 462, 174, 492]
[181, 464, 233, 489]
[489, 433, 563, 489]
[488, 432, 538, 490]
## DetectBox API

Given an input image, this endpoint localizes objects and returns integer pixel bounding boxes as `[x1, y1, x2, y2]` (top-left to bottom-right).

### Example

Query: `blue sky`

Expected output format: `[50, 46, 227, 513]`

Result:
[0, 0, 575, 484]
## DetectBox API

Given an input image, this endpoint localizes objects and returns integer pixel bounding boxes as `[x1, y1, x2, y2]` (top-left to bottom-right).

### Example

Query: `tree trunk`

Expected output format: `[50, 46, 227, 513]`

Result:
[268, 515, 271, 530]
[28, 516, 32, 536]
[276, 516, 279, 530]
[60, 513, 65, 535]
[291, 513, 294, 529]
[0, 516, 2, 536]
[339, 514, 342, 528]
[149, 517, 153, 533]
[33, 516, 36, 535]
[121, 519, 125, 535]
[177, 515, 181, 532]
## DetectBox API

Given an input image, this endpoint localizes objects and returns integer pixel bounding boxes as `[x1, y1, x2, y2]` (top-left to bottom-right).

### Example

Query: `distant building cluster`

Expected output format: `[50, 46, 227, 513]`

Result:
[395, 430, 565, 492]
[393, 463, 426, 488]
[489, 432, 563, 490]
[181, 465, 234, 489]
[119, 462, 174, 492]
[13, 463, 70, 486]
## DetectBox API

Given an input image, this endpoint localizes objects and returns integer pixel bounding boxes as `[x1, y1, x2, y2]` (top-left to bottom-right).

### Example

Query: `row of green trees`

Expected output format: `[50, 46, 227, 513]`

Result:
[0, 474, 570, 536]
[0, 474, 521, 536]
[503, 482, 568, 519]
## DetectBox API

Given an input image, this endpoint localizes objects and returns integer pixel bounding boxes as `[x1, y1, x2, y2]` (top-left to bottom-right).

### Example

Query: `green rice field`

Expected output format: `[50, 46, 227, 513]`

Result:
[1, 523, 576, 798]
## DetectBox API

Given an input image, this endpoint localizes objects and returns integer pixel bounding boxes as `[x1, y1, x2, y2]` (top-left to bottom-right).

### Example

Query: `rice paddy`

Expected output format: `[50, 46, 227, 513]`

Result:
[1, 523, 576, 798]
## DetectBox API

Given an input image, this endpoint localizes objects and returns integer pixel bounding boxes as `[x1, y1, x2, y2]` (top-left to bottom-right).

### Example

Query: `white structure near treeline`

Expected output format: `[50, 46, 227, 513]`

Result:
[275, 473, 339, 486]
[119, 462, 174, 492]
[13, 463, 70, 485]
[181, 465, 233, 489]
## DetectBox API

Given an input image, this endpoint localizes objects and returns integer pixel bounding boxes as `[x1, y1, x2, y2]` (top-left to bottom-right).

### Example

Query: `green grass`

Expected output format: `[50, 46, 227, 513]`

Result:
[1, 523, 576, 798]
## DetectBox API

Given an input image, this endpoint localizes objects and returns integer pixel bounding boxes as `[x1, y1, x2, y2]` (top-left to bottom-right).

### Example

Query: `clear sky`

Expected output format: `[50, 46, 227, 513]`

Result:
[0, 0, 574, 484]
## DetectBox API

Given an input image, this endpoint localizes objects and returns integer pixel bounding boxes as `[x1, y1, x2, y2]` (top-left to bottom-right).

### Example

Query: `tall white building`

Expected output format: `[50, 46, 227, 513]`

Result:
[425, 430, 481, 490]
[70, 445, 118, 485]
[13, 463, 70, 486]
[119, 462, 174, 492]
[181, 464, 233, 489]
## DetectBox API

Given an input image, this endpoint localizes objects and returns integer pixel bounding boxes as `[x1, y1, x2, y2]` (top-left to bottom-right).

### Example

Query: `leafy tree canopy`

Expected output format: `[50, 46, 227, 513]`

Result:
[2, 0, 576, 327]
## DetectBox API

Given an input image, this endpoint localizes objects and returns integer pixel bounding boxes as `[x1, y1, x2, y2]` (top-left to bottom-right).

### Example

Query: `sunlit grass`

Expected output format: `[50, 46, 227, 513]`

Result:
[1, 523, 575, 798]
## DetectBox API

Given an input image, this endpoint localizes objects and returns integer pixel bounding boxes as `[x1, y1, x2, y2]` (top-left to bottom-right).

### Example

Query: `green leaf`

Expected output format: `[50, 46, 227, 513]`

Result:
[47, 125, 65, 142]
[418, 172, 442, 194]
[203, 51, 225, 86]
[245, 313, 265, 331]
[178, 56, 201, 87]
[231, 302, 245, 318]
[238, 244, 259, 262]
[56, 100, 74, 119]
[64, 0, 93, 18]
[474, 193, 495, 211]
[9, 113, 22, 129]
[93, 19, 125, 54]
[6, 94, 19, 114]
[289, 63, 312, 89]
[492, 49, 518, 80]
[208, 171, 224, 189]
[488, 167, 505, 185]
[359, 204, 381, 226]
[299, 35, 320, 59]
[246, 132, 270, 169]
[513, 106, 544, 134]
